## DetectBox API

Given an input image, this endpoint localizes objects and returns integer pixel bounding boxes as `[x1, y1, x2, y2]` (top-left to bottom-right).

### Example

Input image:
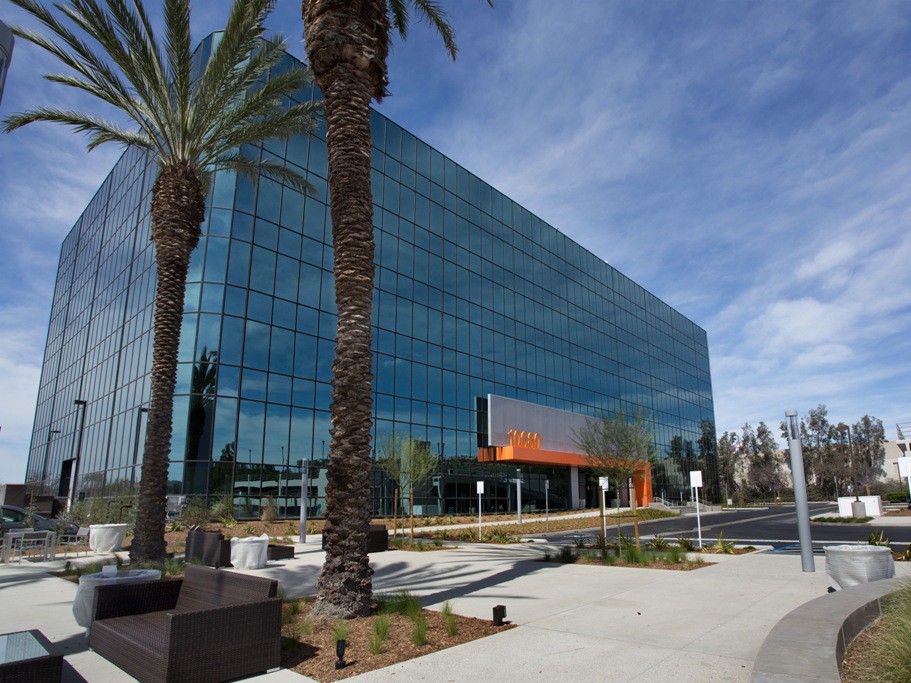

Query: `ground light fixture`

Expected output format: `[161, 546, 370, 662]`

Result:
[335, 639, 346, 670]
[492, 605, 506, 626]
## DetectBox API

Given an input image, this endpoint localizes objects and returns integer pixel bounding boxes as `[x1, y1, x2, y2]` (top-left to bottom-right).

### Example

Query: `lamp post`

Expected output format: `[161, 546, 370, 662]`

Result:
[785, 411, 814, 572]
[299, 449, 310, 543]
[68, 399, 88, 510]
[837, 423, 865, 518]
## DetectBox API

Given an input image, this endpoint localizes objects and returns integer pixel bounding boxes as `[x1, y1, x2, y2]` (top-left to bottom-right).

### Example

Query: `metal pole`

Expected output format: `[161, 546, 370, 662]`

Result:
[68, 400, 88, 511]
[694, 486, 703, 548]
[516, 468, 522, 524]
[545, 479, 549, 531]
[299, 454, 309, 543]
[786, 411, 815, 572]
[601, 486, 608, 545]
[478, 492, 482, 540]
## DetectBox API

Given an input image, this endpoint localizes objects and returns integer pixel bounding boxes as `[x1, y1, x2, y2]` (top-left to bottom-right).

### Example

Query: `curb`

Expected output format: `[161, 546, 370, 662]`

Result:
[751, 577, 905, 682]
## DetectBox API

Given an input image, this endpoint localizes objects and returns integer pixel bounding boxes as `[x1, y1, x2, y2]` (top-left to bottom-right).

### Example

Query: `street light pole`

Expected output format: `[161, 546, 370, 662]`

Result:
[785, 411, 814, 572]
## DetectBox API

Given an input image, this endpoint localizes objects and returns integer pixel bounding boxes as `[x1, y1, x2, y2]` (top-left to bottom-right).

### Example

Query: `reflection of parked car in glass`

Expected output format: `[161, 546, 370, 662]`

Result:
[1, 505, 78, 534]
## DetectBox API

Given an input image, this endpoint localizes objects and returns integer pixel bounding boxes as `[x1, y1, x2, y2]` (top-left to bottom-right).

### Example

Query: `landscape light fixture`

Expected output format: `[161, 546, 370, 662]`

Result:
[335, 638, 346, 670]
[492, 605, 506, 626]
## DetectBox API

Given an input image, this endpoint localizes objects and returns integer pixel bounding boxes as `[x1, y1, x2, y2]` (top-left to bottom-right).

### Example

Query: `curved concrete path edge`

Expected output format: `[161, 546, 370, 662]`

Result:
[751, 576, 907, 682]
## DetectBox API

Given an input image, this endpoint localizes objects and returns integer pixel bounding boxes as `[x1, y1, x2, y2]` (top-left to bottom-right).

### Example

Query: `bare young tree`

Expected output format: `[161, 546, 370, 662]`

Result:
[376, 432, 438, 543]
[575, 411, 656, 549]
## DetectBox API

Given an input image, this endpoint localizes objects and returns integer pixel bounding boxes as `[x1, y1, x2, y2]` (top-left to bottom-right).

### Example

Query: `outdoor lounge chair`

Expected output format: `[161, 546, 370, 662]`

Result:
[88, 565, 281, 683]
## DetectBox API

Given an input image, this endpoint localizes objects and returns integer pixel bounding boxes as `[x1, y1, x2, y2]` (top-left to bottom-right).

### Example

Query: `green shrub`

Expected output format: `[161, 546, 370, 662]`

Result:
[209, 495, 235, 523]
[182, 498, 211, 527]
[663, 546, 685, 564]
[886, 491, 909, 503]
[558, 546, 578, 564]
[411, 614, 428, 646]
[299, 619, 314, 638]
[676, 536, 698, 552]
[332, 621, 349, 645]
[623, 546, 648, 565]
[380, 590, 422, 621]
[645, 534, 669, 551]
[713, 532, 735, 554]
[370, 614, 390, 654]
[869, 530, 891, 547]
[441, 601, 458, 636]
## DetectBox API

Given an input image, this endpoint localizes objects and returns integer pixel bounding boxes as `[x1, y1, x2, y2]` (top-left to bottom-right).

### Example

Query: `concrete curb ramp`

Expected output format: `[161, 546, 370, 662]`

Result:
[752, 576, 906, 682]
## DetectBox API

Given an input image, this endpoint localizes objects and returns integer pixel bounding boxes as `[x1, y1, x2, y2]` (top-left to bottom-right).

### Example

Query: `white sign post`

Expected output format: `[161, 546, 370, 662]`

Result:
[545, 479, 550, 531]
[599, 477, 610, 546]
[690, 470, 703, 548]
[477, 481, 485, 540]
[898, 457, 911, 507]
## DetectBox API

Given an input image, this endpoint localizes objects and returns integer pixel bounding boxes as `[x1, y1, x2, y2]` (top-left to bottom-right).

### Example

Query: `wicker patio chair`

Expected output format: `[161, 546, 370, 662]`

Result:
[88, 565, 281, 683]
[184, 529, 231, 567]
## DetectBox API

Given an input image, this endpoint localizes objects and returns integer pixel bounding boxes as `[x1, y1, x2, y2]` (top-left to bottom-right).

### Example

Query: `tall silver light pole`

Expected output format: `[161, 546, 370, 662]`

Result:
[785, 411, 814, 572]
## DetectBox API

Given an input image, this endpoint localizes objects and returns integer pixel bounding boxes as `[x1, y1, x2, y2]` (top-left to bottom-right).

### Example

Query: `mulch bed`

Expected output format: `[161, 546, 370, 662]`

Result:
[281, 601, 512, 681]
[839, 616, 886, 682]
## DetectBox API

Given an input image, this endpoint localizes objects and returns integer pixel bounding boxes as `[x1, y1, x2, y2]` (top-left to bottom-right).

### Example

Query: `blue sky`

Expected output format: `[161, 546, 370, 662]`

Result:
[1, 1, 910, 483]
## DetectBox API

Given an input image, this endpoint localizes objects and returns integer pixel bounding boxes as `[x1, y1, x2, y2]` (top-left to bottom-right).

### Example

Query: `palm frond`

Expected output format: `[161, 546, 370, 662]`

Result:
[406, 0, 458, 59]
[207, 102, 319, 163]
[2, 107, 154, 151]
[162, 0, 192, 151]
[388, 0, 410, 40]
[215, 152, 312, 196]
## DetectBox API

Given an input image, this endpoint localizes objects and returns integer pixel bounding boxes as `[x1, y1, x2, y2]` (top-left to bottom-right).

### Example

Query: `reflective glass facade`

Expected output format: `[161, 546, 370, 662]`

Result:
[26, 38, 717, 516]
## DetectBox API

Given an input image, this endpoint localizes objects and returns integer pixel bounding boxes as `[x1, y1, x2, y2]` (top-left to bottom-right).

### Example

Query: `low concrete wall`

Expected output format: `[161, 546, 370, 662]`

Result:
[752, 577, 905, 682]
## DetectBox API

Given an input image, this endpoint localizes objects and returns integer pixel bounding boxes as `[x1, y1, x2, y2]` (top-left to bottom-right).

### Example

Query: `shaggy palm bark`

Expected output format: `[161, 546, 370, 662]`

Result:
[131, 162, 205, 561]
[304, 0, 389, 618]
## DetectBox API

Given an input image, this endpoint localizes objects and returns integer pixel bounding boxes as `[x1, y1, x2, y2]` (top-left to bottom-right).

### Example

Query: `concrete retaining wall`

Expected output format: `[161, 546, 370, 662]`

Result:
[752, 577, 905, 682]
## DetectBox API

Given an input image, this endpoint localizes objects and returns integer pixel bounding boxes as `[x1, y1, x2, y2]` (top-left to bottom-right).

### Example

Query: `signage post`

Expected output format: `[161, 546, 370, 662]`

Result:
[545, 479, 550, 531]
[515, 468, 523, 524]
[690, 470, 703, 548]
[898, 457, 911, 509]
[599, 477, 609, 551]
[477, 481, 485, 541]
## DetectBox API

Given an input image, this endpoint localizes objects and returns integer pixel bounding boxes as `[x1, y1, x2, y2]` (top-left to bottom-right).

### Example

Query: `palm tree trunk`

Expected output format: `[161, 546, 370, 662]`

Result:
[304, 0, 388, 619]
[131, 162, 204, 562]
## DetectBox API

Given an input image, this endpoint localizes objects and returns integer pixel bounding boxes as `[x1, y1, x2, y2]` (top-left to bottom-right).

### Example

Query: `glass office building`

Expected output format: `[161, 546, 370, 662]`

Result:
[25, 37, 717, 517]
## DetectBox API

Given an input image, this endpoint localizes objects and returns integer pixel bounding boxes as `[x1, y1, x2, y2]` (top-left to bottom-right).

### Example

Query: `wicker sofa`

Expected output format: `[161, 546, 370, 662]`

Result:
[88, 565, 281, 683]
[184, 529, 232, 567]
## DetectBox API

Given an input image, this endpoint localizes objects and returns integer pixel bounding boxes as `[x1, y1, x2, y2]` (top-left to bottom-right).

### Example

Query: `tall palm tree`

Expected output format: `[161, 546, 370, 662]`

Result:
[302, 0, 487, 618]
[4, 0, 319, 560]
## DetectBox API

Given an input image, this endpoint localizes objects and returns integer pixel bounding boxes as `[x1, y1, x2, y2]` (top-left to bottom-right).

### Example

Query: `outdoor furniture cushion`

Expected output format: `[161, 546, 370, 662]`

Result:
[229, 534, 269, 569]
[89, 565, 280, 683]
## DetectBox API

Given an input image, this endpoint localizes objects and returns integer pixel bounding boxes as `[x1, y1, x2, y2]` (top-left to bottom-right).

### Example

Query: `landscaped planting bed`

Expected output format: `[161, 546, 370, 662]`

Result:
[280, 593, 511, 681]
[841, 581, 911, 683]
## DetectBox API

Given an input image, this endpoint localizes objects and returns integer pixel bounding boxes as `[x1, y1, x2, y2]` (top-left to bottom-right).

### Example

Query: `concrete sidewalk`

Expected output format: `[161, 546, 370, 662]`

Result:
[3, 543, 909, 682]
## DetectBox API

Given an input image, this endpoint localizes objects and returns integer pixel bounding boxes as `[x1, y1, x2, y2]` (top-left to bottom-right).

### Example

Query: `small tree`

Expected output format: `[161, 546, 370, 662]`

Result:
[575, 411, 656, 549]
[376, 432, 438, 542]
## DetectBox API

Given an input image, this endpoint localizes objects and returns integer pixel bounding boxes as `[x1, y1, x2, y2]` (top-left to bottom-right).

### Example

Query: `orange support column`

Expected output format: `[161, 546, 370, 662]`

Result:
[632, 463, 652, 508]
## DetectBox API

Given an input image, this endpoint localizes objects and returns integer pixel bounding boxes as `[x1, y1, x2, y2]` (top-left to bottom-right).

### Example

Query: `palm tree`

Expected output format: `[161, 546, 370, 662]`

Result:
[302, 0, 488, 618]
[4, 0, 319, 560]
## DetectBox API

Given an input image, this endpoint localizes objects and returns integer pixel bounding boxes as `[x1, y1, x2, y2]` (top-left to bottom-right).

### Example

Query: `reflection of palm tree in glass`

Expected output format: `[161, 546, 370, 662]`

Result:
[186, 347, 218, 462]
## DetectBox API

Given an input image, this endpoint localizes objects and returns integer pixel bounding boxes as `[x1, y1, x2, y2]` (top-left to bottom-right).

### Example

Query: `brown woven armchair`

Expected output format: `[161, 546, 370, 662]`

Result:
[88, 565, 281, 683]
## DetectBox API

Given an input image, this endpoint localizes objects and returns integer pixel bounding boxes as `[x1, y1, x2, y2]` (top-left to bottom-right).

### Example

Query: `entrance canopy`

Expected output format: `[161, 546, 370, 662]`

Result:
[477, 395, 652, 507]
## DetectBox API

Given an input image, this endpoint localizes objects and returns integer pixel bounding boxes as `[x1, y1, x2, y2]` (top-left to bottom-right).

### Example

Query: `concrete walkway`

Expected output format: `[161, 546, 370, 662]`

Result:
[3, 543, 909, 682]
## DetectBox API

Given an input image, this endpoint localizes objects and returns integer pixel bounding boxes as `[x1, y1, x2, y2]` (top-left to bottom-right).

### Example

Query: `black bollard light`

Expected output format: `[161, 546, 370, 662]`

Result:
[492, 605, 506, 626]
[335, 639, 346, 670]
